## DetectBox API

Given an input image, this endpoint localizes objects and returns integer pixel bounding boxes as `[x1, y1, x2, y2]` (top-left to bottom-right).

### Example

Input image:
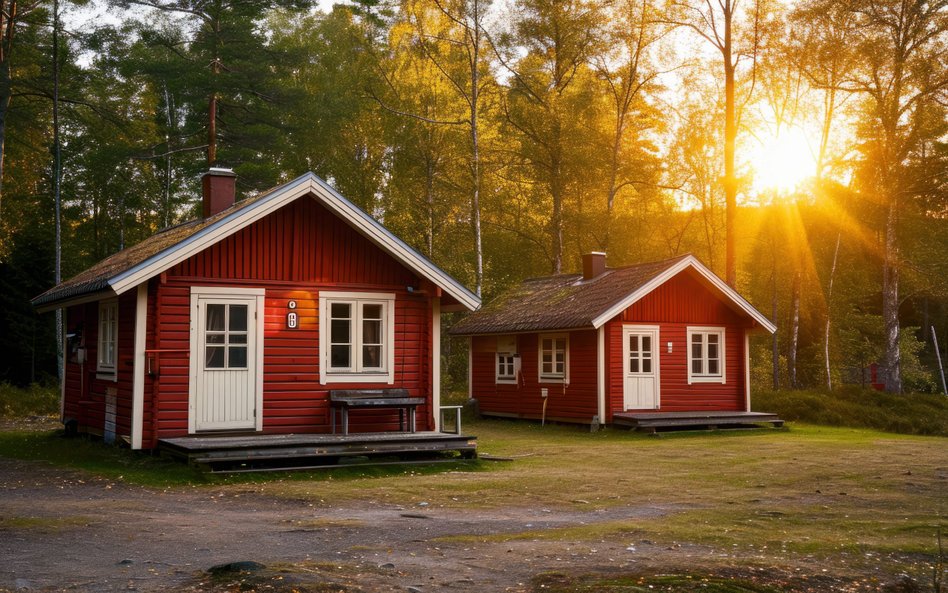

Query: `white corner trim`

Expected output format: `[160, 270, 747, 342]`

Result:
[590, 255, 777, 334]
[108, 173, 480, 311]
[597, 326, 605, 424]
[60, 308, 67, 424]
[131, 284, 147, 449]
[744, 330, 752, 412]
[432, 298, 441, 432]
[467, 336, 473, 402]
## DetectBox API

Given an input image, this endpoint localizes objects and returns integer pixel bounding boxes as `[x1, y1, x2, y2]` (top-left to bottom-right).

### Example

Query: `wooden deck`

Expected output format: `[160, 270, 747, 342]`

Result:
[612, 411, 784, 432]
[158, 431, 477, 473]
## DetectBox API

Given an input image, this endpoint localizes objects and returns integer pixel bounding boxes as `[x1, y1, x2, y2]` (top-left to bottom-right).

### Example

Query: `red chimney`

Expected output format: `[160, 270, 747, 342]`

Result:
[582, 252, 607, 280]
[202, 168, 237, 218]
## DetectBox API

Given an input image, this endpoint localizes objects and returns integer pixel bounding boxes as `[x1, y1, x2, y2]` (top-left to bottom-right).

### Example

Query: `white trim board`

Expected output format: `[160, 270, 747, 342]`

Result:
[590, 255, 777, 333]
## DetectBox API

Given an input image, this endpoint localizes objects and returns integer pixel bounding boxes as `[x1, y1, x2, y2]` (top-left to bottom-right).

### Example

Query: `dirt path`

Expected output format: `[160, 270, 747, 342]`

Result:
[0, 458, 698, 592]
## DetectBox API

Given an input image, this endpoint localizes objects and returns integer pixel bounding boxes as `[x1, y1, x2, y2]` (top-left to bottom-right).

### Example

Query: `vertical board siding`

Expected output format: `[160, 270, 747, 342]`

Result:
[471, 331, 598, 423]
[136, 197, 431, 446]
[606, 269, 751, 416]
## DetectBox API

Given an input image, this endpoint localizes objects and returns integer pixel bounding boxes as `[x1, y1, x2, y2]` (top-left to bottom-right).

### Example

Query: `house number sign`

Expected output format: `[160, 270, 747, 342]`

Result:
[286, 300, 299, 329]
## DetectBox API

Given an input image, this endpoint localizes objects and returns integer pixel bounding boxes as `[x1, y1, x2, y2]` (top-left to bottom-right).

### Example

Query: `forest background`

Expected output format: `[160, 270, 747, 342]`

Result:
[0, 0, 945, 395]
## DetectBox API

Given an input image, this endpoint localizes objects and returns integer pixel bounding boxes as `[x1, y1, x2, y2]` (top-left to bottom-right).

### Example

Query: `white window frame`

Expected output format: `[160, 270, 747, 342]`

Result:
[496, 352, 518, 384]
[538, 333, 569, 384]
[319, 291, 395, 385]
[687, 326, 726, 384]
[97, 299, 118, 381]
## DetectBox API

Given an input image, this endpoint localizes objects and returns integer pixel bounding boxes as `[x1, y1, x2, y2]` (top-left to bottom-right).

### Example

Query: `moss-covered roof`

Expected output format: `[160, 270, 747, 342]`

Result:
[450, 255, 692, 335]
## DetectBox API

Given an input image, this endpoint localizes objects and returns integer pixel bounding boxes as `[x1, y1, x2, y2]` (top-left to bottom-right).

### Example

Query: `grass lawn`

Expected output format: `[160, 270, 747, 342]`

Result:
[1, 418, 945, 590]
[259, 420, 947, 556]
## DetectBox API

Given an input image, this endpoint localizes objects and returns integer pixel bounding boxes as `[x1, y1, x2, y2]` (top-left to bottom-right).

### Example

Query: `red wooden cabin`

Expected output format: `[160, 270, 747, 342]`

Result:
[450, 253, 777, 426]
[33, 170, 480, 449]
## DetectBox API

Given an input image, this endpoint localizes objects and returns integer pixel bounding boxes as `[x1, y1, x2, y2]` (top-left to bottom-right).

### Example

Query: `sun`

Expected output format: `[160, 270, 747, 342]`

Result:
[748, 126, 817, 195]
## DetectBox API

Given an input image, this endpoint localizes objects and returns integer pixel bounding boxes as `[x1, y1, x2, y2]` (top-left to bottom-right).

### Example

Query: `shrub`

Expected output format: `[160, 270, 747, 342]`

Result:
[0, 383, 59, 418]
[753, 386, 948, 436]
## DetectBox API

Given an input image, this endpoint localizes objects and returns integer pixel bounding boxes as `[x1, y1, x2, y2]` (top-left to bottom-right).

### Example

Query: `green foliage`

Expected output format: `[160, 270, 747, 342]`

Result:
[753, 386, 948, 436]
[0, 383, 59, 417]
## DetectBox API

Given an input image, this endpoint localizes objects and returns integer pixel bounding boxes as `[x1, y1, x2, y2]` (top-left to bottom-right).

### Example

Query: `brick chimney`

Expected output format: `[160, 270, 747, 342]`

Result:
[582, 252, 607, 280]
[202, 168, 237, 218]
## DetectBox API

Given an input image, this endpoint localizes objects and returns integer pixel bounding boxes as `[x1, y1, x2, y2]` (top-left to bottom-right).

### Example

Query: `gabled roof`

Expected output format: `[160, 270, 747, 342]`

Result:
[449, 254, 776, 335]
[33, 173, 481, 312]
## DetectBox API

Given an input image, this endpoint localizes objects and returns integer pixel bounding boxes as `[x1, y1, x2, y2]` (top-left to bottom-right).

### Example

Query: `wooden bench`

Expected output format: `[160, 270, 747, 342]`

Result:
[329, 389, 426, 435]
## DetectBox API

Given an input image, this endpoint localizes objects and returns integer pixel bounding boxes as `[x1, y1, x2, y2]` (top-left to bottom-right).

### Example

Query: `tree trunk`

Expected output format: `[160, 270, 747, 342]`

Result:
[771, 256, 779, 390]
[882, 198, 901, 393]
[722, 0, 737, 288]
[0, 0, 16, 220]
[53, 0, 63, 384]
[788, 270, 800, 388]
[824, 232, 840, 390]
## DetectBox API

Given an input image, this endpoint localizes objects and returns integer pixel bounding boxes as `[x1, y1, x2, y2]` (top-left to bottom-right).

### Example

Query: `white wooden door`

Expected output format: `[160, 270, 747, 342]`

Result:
[194, 296, 258, 431]
[623, 326, 660, 410]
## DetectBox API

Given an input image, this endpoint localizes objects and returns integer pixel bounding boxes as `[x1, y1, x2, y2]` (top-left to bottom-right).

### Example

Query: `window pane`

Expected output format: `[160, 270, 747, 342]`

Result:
[643, 359, 652, 373]
[708, 359, 719, 375]
[642, 335, 651, 353]
[708, 342, 719, 359]
[331, 319, 350, 343]
[692, 342, 702, 359]
[206, 305, 225, 331]
[555, 361, 564, 374]
[206, 334, 225, 344]
[363, 319, 381, 344]
[229, 305, 248, 331]
[331, 303, 351, 319]
[708, 333, 719, 345]
[542, 339, 552, 351]
[629, 336, 638, 354]
[692, 359, 702, 374]
[206, 346, 225, 368]
[363, 345, 382, 368]
[556, 339, 566, 352]
[362, 304, 382, 320]
[331, 344, 350, 368]
[630, 358, 639, 373]
[228, 346, 247, 368]
[230, 333, 247, 345]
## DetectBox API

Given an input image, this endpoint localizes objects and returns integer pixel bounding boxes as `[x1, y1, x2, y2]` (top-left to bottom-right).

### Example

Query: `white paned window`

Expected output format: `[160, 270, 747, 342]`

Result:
[97, 300, 118, 377]
[496, 335, 518, 384]
[538, 334, 568, 382]
[496, 353, 517, 383]
[319, 292, 395, 384]
[687, 327, 726, 384]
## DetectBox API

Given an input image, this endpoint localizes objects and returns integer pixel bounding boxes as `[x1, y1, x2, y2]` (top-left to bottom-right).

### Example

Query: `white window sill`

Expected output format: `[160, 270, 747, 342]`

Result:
[688, 376, 725, 384]
[538, 377, 568, 384]
[96, 371, 117, 382]
[495, 378, 517, 385]
[322, 372, 393, 385]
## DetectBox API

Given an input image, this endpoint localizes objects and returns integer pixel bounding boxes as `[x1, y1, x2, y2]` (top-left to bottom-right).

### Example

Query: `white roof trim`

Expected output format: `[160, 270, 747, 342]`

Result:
[108, 173, 480, 311]
[590, 255, 777, 333]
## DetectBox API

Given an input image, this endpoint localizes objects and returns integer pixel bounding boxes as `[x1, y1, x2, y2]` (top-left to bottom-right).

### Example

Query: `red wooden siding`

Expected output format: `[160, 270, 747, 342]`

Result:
[467, 268, 758, 425]
[604, 269, 751, 421]
[168, 198, 417, 288]
[139, 197, 431, 447]
[62, 292, 137, 441]
[471, 330, 598, 423]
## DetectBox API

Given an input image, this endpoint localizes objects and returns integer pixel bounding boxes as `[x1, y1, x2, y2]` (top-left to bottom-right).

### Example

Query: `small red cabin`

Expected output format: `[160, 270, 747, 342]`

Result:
[33, 170, 480, 449]
[450, 253, 776, 426]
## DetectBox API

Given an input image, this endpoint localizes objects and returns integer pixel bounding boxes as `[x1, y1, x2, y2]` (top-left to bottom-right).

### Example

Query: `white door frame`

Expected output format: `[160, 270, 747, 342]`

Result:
[188, 286, 265, 433]
[622, 325, 661, 410]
